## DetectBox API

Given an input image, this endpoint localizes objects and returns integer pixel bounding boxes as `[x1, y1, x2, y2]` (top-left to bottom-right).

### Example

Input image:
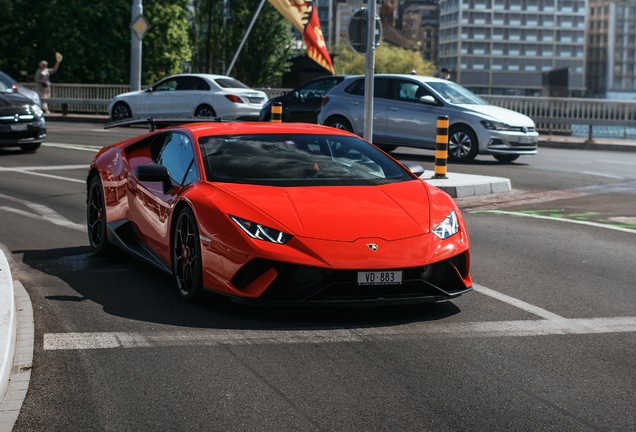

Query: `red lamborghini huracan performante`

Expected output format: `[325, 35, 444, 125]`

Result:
[87, 118, 472, 305]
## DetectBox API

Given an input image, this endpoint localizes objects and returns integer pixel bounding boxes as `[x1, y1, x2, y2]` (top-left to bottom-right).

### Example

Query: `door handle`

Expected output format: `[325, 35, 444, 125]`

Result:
[389, 107, 399, 111]
[349, 102, 360, 105]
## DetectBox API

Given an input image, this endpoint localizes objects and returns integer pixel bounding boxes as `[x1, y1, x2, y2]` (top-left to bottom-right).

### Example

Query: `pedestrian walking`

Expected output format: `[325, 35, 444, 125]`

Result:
[35, 52, 62, 113]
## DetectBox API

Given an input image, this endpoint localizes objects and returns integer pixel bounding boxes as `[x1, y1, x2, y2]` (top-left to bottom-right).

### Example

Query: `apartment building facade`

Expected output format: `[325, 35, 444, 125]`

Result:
[438, 0, 587, 95]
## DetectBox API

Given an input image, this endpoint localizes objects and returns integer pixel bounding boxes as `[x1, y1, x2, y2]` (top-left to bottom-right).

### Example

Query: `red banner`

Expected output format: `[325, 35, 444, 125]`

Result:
[268, 0, 334, 74]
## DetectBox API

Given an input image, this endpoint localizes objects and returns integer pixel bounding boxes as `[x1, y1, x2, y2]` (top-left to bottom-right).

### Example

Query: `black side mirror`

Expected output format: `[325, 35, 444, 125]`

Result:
[134, 164, 173, 194]
[402, 162, 425, 177]
[419, 95, 437, 105]
[146, 87, 154, 93]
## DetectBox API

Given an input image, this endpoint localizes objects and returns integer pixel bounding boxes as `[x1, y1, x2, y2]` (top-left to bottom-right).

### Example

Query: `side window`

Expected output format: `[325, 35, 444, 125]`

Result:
[190, 77, 210, 90]
[298, 78, 342, 99]
[175, 77, 210, 91]
[343, 78, 389, 98]
[154, 133, 198, 186]
[392, 80, 433, 103]
[155, 78, 179, 91]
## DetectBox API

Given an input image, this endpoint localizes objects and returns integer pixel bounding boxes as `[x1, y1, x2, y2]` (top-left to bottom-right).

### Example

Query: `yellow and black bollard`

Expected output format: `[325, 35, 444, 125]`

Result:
[271, 102, 282, 123]
[434, 116, 449, 179]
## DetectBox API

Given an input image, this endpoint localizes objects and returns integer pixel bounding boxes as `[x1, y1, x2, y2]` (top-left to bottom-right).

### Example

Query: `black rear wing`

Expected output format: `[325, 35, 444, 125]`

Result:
[104, 116, 235, 132]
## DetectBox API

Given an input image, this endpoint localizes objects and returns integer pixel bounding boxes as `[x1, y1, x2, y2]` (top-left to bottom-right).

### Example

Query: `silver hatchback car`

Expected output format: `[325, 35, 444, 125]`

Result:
[318, 74, 538, 163]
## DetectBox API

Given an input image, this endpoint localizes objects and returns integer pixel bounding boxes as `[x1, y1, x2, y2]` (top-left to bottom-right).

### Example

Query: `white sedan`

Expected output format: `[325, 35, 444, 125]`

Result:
[108, 74, 268, 121]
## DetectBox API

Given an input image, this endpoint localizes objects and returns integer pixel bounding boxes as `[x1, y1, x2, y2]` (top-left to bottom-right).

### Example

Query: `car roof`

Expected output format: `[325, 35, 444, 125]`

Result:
[341, 74, 449, 84]
[174, 121, 357, 138]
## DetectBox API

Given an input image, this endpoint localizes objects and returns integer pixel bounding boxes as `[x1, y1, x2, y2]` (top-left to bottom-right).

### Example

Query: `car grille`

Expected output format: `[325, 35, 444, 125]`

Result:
[231, 252, 470, 303]
[508, 126, 535, 132]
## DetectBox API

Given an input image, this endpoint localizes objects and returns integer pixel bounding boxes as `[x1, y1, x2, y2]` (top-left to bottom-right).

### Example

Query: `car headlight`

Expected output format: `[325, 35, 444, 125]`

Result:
[433, 210, 459, 239]
[31, 104, 43, 117]
[480, 120, 510, 131]
[230, 215, 293, 244]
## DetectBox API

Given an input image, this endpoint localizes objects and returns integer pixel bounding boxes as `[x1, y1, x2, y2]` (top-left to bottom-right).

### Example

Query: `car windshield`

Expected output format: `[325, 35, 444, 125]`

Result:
[215, 78, 250, 89]
[199, 134, 414, 186]
[426, 81, 487, 105]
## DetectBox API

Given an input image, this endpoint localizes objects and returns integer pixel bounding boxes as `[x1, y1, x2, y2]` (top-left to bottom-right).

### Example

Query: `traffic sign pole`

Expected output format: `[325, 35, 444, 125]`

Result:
[363, 1, 376, 143]
[130, 0, 143, 92]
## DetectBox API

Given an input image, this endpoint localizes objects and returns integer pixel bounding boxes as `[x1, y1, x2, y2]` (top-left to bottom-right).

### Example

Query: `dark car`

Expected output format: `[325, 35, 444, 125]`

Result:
[259, 76, 346, 123]
[0, 82, 46, 152]
[0, 70, 41, 106]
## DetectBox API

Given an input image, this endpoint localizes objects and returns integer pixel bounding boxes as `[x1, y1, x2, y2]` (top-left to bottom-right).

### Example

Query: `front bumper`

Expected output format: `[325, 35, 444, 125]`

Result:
[212, 251, 472, 306]
[0, 125, 46, 147]
[478, 129, 539, 155]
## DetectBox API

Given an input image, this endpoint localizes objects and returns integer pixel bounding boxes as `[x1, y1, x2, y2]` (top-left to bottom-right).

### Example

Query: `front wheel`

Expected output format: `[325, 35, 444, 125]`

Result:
[448, 126, 479, 163]
[493, 154, 520, 163]
[111, 102, 132, 121]
[173, 207, 204, 302]
[87, 176, 115, 255]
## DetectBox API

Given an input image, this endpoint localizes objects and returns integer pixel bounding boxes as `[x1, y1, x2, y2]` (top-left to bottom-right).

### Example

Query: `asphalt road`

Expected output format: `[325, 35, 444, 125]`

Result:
[1, 122, 635, 431]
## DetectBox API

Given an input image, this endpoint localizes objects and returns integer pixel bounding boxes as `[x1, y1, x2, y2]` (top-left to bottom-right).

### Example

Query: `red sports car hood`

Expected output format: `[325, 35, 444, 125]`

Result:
[215, 180, 431, 242]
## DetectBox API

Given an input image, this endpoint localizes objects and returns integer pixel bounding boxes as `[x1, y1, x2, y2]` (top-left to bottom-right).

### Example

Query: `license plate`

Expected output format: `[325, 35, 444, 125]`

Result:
[357, 270, 402, 285]
[11, 124, 28, 131]
[249, 97, 264, 104]
[517, 136, 534, 144]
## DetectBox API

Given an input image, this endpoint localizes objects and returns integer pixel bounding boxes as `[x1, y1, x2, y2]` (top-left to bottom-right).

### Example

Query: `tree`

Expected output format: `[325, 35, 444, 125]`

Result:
[0, 0, 191, 85]
[191, 0, 293, 87]
[333, 43, 435, 76]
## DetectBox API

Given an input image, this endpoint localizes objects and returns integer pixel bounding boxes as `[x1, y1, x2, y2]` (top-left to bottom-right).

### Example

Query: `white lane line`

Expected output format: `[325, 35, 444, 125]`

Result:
[43, 316, 636, 350]
[0, 164, 88, 171]
[481, 210, 636, 234]
[0, 193, 85, 232]
[472, 284, 566, 322]
[582, 171, 624, 179]
[1, 169, 85, 184]
[42, 142, 101, 152]
[598, 159, 636, 165]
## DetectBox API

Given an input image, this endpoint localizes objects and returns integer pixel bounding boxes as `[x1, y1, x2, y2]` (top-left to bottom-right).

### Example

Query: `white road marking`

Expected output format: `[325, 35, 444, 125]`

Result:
[0, 164, 89, 183]
[481, 210, 636, 234]
[0, 193, 85, 232]
[582, 171, 624, 179]
[472, 284, 566, 321]
[43, 316, 636, 350]
[598, 159, 636, 165]
[0, 164, 88, 171]
[42, 142, 101, 152]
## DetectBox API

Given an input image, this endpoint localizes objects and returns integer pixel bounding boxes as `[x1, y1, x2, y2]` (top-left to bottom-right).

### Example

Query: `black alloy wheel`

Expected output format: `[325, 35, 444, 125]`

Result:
[195, 105, 216, 117]
[173, 207, 204, 301]
[111, 102, 132, 121]
[448, 126, 479, 162]
[325, 116, 353, 132]
[87, 176, 114, 255]
[493, 154, 520, 163]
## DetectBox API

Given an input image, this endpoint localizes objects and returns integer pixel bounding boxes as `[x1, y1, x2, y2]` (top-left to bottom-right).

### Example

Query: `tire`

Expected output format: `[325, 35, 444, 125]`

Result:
[376, 144, 398, 153]
[448, 126, 479, 163]
[493, 154, 520, 163]
[325, 116, 353, 132]
[111, 102, 132, 121]
[87, 176, 115, 255]
[195, 104, 216, 117]
[20, 143, 41, 152]
[172, 206, 204, 302]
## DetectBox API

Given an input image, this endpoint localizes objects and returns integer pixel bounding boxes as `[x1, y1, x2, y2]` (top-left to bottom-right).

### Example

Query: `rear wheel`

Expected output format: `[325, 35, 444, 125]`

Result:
[195, 104, 216, 117]
[173, 207, 204, 301]
[325, 116, 353, 132]
[20, 143, 40, 152]
[87, 176, 115, 255]
[111, 102, 132, 121]
[448, 126, 479, 163]
[493, 154, 520, 163]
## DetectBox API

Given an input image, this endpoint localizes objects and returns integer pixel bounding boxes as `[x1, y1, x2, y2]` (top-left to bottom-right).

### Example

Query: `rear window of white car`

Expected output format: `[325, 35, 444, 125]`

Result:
[215, 78, 250, 89]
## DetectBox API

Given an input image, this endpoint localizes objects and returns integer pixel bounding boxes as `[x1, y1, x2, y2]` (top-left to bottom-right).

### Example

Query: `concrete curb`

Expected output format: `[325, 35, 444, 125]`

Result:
[44, 113, 109, 124]
[539, 139, 636, 153]
[0, 250, 16, 412]
[424, 172, 511, 198]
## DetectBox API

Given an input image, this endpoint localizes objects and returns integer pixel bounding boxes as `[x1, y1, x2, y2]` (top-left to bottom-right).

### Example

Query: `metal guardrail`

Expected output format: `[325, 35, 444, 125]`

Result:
[21, 83, 636, 139]
[21, 83, 291, 115]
